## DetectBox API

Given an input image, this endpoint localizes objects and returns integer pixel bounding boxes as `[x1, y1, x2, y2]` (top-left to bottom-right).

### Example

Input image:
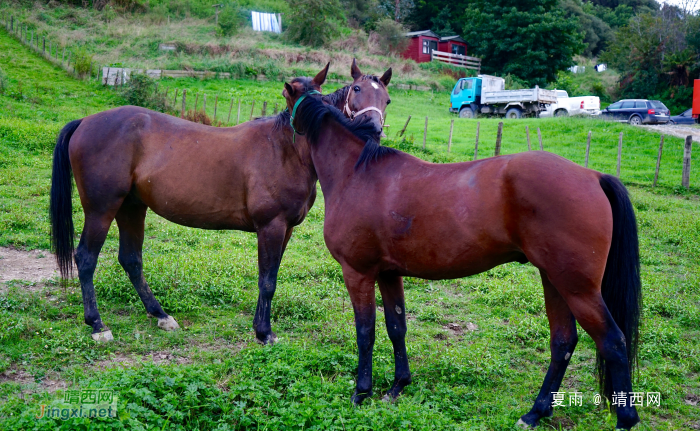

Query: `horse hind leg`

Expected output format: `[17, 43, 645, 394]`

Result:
[518, 271, 578, 428]
[115, 199, 179, 331]
[377, 272, 412, 401]
[75, 209, 122, 342]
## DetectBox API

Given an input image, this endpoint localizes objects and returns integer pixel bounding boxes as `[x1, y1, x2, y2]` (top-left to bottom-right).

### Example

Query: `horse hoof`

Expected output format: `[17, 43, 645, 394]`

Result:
[91, 330, 114, 342]
[516, 418, 534, 429]
[256, 332, 278, 345]
[158, 316, 180, 331]
[381, 394, 396, 403]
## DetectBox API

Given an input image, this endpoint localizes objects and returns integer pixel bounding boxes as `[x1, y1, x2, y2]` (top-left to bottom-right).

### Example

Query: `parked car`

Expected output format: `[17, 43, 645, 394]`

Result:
[670, 108, 698, 125]
[601, 99, 670, 125]
[539, 90, 600, 117]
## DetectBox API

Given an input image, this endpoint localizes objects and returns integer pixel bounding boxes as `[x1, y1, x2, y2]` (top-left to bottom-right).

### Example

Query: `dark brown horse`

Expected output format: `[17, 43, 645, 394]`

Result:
[49, 61, 392, 344]
[283, 84, 642, 429]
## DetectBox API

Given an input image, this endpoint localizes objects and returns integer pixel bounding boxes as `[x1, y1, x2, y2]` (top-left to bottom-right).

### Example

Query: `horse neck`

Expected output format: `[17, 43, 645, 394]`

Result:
[322, 86, 350, 111]
[309, 118, 365, 198]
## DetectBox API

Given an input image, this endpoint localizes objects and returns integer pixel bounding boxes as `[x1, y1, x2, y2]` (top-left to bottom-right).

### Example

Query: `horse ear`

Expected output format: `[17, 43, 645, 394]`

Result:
[351, 58, 363, 80]
[283, 83, 295, 98]
[380, 67, 392, 86]
[313, 63, 330, 87]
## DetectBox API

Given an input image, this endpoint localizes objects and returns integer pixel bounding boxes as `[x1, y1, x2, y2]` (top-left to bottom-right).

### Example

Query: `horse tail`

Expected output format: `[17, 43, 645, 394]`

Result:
[596, 174, 642, 401]
[50, 119, 82, 279]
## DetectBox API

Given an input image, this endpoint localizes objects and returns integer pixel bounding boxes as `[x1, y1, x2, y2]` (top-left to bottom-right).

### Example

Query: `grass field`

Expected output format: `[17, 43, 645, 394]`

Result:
[1, 26, 700, 430]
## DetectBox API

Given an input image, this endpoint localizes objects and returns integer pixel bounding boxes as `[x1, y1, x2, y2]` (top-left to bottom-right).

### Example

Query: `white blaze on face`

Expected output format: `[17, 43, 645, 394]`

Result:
[371, 82, 379, 90]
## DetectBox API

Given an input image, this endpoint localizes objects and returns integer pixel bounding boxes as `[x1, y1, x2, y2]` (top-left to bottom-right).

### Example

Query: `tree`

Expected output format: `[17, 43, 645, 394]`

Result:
[561, 0, 614, 56]
[462, 0, 585, 85]
[431, 6, 455, 36]
[341, 0, 380, 30]
[373, 18, 410, 54]
[286, 0, 346, 47]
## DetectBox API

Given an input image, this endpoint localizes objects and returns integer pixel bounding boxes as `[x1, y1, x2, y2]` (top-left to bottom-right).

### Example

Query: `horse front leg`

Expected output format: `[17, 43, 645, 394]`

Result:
[341, 265, 377, 405]
[377, 272, 412, 401]
[252, 218, 290, 345]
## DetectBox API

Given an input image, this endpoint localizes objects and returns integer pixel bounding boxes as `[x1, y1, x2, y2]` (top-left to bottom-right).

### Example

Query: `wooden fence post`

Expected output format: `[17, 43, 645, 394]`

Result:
[584, 131, 591, 168]
[537, 128, 543, 151]
[236, 98, 241, 124]
[617, 132, 623, 178]
[194, 93, 199, 112]
[423, 117, 428, 150]
[249, 100, 255, 121]
[228, 98, 234, 123]
[495, 122, 503, 156]
[448, 119, 454, 153]
[474, 121, 480, 160]
[682, 135, 693, 189]
[214, 95, 218, 121]
[262, 101, 267, 117]
[203, 94, 207, 114]
[181, 89, 186, 119]
[399, 116, 411, 137]
[653, 135, 664, 188]
[62, 47, 65, 66]
[526, 126, 531, 151]
[42, 37, 45, 54]
[274, 103, 279, 115]
[173, 89, 179, 106]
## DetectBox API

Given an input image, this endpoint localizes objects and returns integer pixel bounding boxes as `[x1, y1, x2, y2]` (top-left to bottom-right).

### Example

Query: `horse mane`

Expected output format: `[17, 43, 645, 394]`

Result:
[322, 86, 349, 110]
[294, 93, 397, 170]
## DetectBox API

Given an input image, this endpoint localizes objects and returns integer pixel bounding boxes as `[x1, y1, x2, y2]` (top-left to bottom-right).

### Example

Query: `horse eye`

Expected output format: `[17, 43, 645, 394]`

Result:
[387, 99, 391, 105]
[353, 86, 360, 92]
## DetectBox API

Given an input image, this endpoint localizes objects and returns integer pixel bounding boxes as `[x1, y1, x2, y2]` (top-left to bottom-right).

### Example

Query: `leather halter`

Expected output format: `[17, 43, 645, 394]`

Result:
[343, 86, 385, 126]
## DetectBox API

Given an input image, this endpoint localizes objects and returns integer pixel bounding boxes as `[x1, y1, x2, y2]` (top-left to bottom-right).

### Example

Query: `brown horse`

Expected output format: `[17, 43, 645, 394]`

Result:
[49, 61, 392, 344]
[283, 84, 642, 429]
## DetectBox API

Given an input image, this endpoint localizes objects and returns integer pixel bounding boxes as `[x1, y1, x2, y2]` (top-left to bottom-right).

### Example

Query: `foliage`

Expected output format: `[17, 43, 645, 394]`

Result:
[431, 6, 454, 36]
[217, 4, 244, 37]
[0, 66, 7, 95]
[600, 6, 700, 112]
[72, 48, 93, 77]
[561, 0, 614, 56]
[462, 0, 585, 86]
[377, 0, 415, 22]
[341, 0, 380, 30]
[286, 0, 346, 47]
[121, 74, 167, 112]
[372, 18, 410, 55]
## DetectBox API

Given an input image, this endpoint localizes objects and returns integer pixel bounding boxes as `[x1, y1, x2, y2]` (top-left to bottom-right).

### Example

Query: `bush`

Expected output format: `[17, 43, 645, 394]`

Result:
[0, 67, 8, 95]
[217, 5, 244, 37]
[372, 18, 409, 55]
[286, 0, 345, 47]
[121, 74, 167, 112]
[72, 49, 93, 78]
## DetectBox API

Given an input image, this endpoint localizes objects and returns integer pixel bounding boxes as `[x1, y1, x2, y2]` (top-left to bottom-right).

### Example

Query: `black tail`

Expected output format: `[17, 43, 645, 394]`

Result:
[50, 119, 82, 279]
[596, 174, 642, 401]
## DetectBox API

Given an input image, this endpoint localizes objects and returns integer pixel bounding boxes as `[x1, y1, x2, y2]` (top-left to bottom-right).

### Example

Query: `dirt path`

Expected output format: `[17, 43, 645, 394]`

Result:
[0, 247, 57, 283]
[639, 124, 700, 142]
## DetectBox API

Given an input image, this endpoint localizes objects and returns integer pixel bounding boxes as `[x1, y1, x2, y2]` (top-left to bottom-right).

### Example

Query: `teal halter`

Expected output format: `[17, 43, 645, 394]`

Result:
[289, 90, 320, 141]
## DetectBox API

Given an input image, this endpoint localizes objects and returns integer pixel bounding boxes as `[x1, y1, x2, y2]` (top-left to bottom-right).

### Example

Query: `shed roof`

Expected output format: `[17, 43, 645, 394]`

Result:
[439, 35, 467, 44]
[405, 30, 439, 38]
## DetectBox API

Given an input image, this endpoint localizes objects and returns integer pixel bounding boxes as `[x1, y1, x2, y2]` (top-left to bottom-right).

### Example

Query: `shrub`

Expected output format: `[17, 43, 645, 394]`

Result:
[372, 18, 409, 55]
[217, 5, 244, 37]
[72, 49, 93, 77]
[121, 74, 167, 112]
[184, 110, 213, 125]
[286, 0, 345, 47]
[0, 67, 8, 95]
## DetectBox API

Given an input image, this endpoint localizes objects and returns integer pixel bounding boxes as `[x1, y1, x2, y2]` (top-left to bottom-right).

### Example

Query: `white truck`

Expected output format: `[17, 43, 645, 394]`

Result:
[539, 90, 601, 117]
[450, 75, 557, 119]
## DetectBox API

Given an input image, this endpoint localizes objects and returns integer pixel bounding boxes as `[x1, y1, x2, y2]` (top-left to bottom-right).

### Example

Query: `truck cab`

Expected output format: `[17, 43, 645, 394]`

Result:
[451, 77, 482, 111]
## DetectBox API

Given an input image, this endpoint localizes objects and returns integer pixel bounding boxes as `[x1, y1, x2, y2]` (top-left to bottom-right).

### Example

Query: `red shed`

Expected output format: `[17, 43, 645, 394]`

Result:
[401, 30, 439, 63]
[438, 35, 468, 56]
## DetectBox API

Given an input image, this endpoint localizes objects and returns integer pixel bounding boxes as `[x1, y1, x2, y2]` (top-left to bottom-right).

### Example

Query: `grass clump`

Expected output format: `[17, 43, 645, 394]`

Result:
[121, 74, 167, 112]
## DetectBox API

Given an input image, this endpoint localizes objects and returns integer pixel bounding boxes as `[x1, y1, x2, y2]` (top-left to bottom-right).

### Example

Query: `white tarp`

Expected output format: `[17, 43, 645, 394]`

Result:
[251, 11, 281, 33]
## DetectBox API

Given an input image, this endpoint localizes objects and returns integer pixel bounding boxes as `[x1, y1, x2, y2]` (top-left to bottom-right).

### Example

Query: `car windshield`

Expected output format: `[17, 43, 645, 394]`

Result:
[650, 101, 667, 110]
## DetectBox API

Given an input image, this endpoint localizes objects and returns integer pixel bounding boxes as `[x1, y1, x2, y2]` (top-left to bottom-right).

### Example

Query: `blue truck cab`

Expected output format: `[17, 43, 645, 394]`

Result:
[450, 77, 482, 111]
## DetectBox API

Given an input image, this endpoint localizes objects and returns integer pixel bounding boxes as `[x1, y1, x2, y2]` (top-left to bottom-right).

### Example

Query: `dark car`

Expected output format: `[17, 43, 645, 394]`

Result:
[601, 99, 670, 125]
[670, 108, 698, 125]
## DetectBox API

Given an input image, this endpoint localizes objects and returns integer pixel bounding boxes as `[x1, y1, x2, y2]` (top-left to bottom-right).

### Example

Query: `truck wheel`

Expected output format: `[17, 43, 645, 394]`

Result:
[505, 108, 522, 119]
[459, 107, 475, 119]
[629, 115, 642, 125]
[554, 109, 569, 117]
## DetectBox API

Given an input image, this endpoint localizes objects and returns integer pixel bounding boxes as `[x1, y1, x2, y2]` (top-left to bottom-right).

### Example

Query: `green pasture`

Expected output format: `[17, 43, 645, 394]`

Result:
[1, 26, 700, 430]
